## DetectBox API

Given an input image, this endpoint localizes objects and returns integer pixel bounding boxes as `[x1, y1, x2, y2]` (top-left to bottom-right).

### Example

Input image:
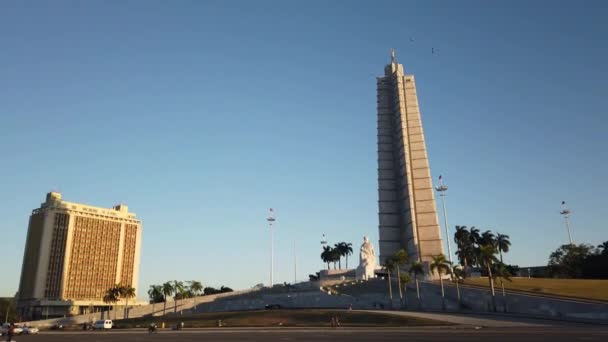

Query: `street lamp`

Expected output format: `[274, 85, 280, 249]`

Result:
[560, 201, 573, 245]
[267, 208, 276, 287]
[435, 175, 452, 264]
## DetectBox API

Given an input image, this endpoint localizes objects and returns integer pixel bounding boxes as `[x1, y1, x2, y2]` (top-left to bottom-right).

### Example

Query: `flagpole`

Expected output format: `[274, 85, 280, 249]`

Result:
[267, 209, 276, 287]
[435, 175, 452, 263]
[560, 202, 573, 244]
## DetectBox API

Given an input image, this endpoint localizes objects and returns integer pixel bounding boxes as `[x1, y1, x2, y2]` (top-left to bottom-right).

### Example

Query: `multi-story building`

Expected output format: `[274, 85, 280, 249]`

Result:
[17, 192, 142, 320]
[376, 49, 444, 267]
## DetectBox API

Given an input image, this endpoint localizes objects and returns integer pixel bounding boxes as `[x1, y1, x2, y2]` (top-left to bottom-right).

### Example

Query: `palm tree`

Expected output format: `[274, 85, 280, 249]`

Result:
[599, 241, 608, 256]
[188, 281, 203, 296]
[148, 285, 163, 316]
[120, 286, 136, 319]
[330, 248, 341, 270]
[102, 292, 116, 319]
[334, 243, 344, 269]
[161, 281, 174, 316]
[429, 254, 450, 310]
[408, 261, 425, 309]
[173, 280, 185, 313]
[104, 286, 120, 320]
[454, 225, 470, 267]
[469, 226, 481, 245]
[391, 249, 409, 309]
[382, 259, 394, 307]
[321, 246, 332, 270]
[343, 243, 353, 269]
[478, 244, 500, 312]
[480, 230, 496, 247]
[496, 233, 511, 264]
[451, 264, 463, 304]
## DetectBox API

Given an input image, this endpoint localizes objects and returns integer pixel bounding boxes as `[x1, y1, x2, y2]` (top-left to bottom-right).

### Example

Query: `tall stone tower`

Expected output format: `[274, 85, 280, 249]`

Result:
[377, 49, 444, 266]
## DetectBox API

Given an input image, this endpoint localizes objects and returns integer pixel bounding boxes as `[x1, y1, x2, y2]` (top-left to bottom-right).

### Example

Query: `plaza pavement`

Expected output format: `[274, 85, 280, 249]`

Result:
[7, 326, 608, 342]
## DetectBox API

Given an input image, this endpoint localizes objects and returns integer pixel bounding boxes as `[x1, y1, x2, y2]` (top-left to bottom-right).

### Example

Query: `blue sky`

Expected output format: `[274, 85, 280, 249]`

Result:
[1, 0, 606, 298]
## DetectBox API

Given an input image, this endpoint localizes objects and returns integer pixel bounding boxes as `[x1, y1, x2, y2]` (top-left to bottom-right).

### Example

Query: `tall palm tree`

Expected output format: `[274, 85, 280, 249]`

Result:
[451, 264, 463, 303]
[148, 285, 163, 316]
[409, 261, 425, 309]
[480, 230, 496, 247]
[321, 246, 332, 270]
[188, 280, 203, 296]
[496, 233, 511, 264]
[382, 259, 394, 307]
[173, 280, 185, 313]
[399, 273, 411, 309]
[330, 248, 341, 270]
[343, 242, 353, 269]
[599, 241, 608, 256]
[102, 292, 116, 319]
[454, 226, 468, 264]
[469, 226, 481, 245]
[161, 281, 174, 316]
[104, 286, 120, 320]
[334, 243, 344, 269]
[121, 286, 136, 319]
[478, 244, 500, 312]
[391, 249, 409, 309]
[429, 254, 450, 310]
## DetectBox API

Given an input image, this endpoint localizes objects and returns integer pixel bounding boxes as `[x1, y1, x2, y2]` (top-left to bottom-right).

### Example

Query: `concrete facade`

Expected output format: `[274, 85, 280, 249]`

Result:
[17, 192, 142, 320]
[377, 50, 444, 266]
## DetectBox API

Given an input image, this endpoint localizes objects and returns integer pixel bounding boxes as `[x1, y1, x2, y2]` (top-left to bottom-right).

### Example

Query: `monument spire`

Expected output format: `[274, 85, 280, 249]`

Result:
[391, 48, 395, 64]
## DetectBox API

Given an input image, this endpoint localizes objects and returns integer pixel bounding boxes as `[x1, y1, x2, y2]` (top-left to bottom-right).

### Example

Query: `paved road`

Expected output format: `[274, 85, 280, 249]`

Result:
[8, 327, 608, 342]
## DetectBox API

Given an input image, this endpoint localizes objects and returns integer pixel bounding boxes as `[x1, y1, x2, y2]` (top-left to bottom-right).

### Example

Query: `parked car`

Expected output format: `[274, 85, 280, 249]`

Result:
[93, 320, 113, 330]
[50, 324, 64, 330]
[22, 326, 40, 334]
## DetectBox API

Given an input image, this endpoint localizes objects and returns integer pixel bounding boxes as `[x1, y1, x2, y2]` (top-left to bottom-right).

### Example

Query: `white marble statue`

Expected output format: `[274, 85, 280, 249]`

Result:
[355, 236, 377, 280]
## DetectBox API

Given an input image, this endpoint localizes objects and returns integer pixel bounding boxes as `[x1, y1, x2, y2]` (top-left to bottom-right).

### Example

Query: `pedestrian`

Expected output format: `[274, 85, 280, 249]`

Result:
[6, 323, 14, 342]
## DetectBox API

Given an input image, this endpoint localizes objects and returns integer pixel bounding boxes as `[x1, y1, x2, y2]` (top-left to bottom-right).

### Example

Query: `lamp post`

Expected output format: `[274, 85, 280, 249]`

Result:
[267, 208, 276, 287]
[435, 175, 452, 264]
[560, 201, 573, 245]
[320, 234, 327, 271]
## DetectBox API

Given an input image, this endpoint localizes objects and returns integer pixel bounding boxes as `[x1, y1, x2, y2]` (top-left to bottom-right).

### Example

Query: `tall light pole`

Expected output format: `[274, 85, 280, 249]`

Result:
[560, 201, 573, 245]
[267, 208, 276, 287]
[320, 233, 327, 271]
[435, 175, 452, 264]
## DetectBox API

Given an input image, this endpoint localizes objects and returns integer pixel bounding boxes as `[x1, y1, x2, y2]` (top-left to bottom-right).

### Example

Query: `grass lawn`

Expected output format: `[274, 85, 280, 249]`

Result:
[113, 309, 450, 328]
[462, 277, 608, 302]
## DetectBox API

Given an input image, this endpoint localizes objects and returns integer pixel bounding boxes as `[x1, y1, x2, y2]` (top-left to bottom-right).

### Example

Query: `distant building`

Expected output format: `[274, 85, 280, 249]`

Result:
[376, 49, 444, 267]
[17, 192, 142, 320]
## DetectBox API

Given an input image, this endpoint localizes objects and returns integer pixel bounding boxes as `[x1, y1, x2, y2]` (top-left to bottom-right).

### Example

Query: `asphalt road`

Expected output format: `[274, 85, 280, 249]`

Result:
[7, 327, 608, 342]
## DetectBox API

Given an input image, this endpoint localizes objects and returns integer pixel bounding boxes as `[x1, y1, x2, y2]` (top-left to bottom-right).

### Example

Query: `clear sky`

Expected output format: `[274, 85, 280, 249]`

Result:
[1, 1, 606, 299]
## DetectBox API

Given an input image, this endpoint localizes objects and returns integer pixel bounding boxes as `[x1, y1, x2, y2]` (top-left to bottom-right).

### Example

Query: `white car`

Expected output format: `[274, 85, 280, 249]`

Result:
[93, 320, 113, 330]
[22, 326, 39, 334]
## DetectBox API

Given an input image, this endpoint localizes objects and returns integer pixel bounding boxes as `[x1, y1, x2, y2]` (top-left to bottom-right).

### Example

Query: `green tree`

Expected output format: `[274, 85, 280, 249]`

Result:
[548, 243, 594, 278]
[188, 281, 203, 296]
[382, 258, 394, 307]
[334, 243, 345, 269]
[104, 286, 120, 320]
[408, 261, 425, 309]
[480, 230, 496, 247]
[598, 241, 608, 256]
[454, 225, 472, 267]
[173, 280, 185, 313]
[496, 233, 511, 264]
[391, 249, 409, 309]
[321, 246, 332, 270]
[161, 281, 174, 316]
[147, 285, 163, 316]
[120, 285, 136, 319]
[399, 273, 411, 309]
[429, 254, 450, 310]
[478, 244, 500, 312]
[451, 263, 464, 303]
[330, 247, 341, 269]
[342, 242, 354, 269]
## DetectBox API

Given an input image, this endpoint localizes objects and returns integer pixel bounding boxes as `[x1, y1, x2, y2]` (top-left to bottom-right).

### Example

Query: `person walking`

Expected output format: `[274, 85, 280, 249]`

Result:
[6, 323, 14, 342]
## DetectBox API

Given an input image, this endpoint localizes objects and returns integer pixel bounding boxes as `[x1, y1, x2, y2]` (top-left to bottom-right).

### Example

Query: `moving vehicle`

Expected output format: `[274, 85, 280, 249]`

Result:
[22, 326, 39, 334]
[93, 320, 113, 330]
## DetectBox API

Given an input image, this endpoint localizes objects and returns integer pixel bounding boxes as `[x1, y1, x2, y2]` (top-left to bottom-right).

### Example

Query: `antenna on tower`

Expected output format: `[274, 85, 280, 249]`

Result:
[391, 48, 395, 63]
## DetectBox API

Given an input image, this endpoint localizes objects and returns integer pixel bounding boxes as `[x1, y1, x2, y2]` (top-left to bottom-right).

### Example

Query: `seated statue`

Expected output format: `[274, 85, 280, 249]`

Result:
[355, 236, 377, 280]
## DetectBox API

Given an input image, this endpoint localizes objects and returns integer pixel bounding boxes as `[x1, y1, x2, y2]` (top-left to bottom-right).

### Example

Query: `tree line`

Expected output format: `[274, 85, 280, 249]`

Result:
[548, 241, 608, 279]
[320, 242, 353, 269]
[146, 280, 233, 316]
